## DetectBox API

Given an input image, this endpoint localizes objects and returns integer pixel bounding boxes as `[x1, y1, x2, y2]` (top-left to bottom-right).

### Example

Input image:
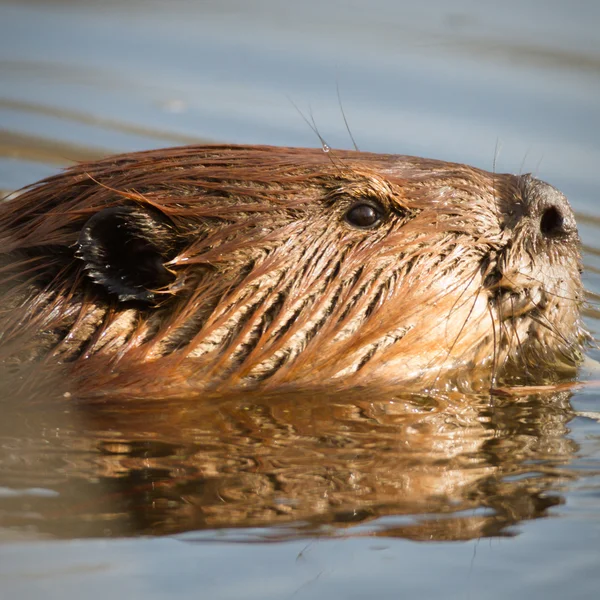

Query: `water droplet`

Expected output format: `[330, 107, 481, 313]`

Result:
[322, 143, 330, 153]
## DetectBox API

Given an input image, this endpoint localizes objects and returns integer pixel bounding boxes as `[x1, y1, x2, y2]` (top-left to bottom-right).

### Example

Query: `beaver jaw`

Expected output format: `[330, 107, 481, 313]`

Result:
[487, 265, 584, 375]
[481, 177, 585, 381]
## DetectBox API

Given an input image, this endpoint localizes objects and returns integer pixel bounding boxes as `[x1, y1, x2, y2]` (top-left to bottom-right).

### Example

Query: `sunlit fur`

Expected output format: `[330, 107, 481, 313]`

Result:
[0, 145, 587, 396]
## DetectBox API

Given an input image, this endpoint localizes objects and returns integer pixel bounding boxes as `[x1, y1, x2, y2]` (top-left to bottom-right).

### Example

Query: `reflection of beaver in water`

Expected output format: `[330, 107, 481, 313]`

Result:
[0, 145, 587, 395]
[0, 387, 576, 541]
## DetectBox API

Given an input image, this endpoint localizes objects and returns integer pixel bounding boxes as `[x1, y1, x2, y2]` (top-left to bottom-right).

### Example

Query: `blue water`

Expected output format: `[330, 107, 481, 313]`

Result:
[1, 1, 600, 598]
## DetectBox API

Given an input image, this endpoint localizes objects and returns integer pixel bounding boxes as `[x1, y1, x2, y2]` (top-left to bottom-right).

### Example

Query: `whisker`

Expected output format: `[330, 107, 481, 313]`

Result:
[336, 81, 359, 152]
[286, 96, 343, 172]
[487, 302, 499, 390]
[433, 266, 483, 385]
[509, 295, 533, 381]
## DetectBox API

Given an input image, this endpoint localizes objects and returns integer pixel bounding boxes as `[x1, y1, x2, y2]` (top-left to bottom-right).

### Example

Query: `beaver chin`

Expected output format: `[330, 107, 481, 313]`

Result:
[0, 145, 587, 396]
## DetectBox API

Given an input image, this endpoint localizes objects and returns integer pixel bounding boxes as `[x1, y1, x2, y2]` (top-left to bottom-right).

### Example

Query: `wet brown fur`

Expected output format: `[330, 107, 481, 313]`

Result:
[0, 145, 587, 397]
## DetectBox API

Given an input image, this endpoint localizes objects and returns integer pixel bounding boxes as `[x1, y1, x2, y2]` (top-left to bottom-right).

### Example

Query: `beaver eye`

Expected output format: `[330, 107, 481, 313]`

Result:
[344, 203, 383, 229]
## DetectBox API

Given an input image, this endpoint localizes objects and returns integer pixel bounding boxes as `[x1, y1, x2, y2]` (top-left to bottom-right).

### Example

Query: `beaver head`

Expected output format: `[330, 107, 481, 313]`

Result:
[0, 145, 587, 395]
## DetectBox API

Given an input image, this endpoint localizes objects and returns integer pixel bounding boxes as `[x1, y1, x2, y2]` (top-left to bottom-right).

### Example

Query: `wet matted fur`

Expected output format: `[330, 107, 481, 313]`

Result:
[0, 145, 587, 396]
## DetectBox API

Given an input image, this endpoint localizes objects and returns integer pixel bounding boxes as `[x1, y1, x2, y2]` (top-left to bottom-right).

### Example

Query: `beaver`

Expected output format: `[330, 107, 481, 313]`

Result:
[0, 145, 587, 396]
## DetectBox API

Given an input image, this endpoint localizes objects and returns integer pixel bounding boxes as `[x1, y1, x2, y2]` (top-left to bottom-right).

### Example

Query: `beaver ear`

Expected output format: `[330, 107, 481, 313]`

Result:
[77, 206, 178, 303]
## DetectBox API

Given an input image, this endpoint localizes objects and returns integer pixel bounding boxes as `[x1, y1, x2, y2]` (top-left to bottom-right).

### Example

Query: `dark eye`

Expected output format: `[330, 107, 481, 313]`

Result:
[344, 203, 383, 229]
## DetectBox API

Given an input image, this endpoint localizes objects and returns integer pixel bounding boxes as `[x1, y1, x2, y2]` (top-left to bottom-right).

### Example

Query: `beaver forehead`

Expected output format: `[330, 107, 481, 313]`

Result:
[74, 144, 496, 192]
[27, 144, 506, 219]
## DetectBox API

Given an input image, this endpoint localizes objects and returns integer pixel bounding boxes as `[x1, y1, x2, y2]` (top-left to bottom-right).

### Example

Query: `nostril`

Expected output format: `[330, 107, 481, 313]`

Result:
[540, 206, 565, 238]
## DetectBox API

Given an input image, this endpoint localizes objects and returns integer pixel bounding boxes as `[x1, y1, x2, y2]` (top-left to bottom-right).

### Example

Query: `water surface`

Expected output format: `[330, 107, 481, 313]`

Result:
[1, 1, 600, 598]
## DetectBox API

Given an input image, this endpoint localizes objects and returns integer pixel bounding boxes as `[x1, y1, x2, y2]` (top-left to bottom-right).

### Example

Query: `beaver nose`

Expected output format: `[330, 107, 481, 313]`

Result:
[528, 179, 578, 239]
[540, 204, 567, 237]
